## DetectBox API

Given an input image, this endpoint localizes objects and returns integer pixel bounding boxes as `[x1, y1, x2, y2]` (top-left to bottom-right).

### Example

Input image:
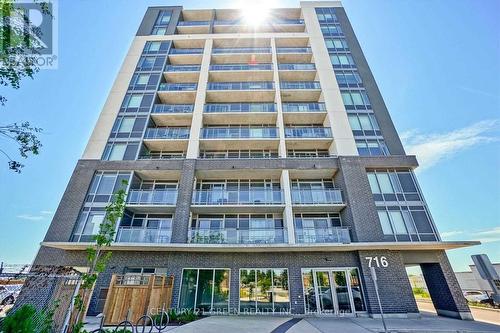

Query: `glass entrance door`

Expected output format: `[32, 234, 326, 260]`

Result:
[314, 271, 335, 313]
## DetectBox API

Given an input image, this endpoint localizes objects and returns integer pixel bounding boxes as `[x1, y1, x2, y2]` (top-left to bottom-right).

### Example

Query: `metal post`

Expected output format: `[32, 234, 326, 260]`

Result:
[370, 266, 388, 333]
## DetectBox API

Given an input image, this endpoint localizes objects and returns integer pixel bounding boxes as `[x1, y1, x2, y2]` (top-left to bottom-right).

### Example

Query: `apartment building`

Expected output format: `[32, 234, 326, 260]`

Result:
[34, 1, 478, 319]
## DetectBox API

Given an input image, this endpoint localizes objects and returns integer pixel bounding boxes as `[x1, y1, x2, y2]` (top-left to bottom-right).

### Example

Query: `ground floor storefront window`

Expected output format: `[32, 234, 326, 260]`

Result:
[302, 268, 366, 315]
[179, 268, 230, 313]
[239, 268, 290, 313]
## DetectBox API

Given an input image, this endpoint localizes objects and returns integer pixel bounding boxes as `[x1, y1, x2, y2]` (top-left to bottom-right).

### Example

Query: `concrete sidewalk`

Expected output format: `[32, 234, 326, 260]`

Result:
[170, 313, 500, 333]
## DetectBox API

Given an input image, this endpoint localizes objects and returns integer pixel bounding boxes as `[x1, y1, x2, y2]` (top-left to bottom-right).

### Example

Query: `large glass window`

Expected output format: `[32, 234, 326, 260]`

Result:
[367, 170, 422, 202]
[179, 269, 230, 313]
[239, 269, 290, 313]
[330, 54, 356, 68]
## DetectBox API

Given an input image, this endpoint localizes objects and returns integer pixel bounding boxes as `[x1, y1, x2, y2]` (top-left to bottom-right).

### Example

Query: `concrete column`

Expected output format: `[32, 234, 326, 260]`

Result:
[271, 37, 287, 158]
[301, 4, 358, 156]
[186, 39, 212, 158]
[280, 170, 295, 244]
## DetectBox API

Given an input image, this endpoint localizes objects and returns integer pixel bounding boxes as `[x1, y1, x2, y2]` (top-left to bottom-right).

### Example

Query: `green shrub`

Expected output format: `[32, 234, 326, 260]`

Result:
[0, 304, 37, 333]
[177, 309, 198, 323]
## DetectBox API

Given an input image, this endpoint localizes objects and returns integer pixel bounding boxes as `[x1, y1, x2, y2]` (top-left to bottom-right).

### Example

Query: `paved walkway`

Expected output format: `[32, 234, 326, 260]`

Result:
[417, 300, 500, 325]
[169, 313, 500, 333]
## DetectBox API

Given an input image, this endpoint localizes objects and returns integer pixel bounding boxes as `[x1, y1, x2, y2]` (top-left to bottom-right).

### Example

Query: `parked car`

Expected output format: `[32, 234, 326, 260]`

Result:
[0, 285, 21, 305]
[463, 290, 490, 303]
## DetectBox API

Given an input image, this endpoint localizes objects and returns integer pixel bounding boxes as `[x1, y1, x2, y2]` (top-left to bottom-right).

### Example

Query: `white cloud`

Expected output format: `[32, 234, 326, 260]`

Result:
[441, 227, 500, 244]
[40, 210, 54, 215]
[401, 119, 499, 172]
[17, 210, 54, 221]
[440, 230, 464, 238]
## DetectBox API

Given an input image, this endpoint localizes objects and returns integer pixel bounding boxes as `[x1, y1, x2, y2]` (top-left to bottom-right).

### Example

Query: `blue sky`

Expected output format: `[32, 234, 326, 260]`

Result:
[0, 0, 498, 272]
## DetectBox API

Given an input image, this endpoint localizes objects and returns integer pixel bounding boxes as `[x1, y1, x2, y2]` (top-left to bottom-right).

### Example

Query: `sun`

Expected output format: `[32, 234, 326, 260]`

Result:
[242, 6, 270, 26]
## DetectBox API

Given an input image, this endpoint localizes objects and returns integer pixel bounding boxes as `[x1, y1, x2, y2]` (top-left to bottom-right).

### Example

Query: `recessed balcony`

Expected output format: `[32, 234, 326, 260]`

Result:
[280, 81, 321, 102]
[206, 81, 275, 103]
[176, 20, 210, 34]
[291, 188, 345, 212]
[209, 64, 273, 81]
[157, 83, 197, 104]
[212, 19, 304, 33]
[282, 102, 327, 124]
[211, 47, 272, 64]
[115, 226, 172, 244]
[168, 48, 203, 65]
[295, 226, 351, 244]
[200, 126, 279, 151]
[143, 127, 190, 151]
[164, 65, 200, 83]
[191, 189, 284, 213]
[285, 127, 333, 150]
[278, 63, 316, 81]
[276, 47, 313, 63]
[188, 228, 287, 244]
[203, 103, 277, 125]
[151, 104, 193, 126]
[126, 189, 178, 213]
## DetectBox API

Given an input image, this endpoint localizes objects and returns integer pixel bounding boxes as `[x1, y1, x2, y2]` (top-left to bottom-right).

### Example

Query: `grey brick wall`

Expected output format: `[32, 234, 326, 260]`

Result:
[172, 159, 196, 243]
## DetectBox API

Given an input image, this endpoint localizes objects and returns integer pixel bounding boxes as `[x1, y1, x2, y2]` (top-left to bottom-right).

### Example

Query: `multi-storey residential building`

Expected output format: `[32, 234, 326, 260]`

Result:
[34, 1, 478, 319]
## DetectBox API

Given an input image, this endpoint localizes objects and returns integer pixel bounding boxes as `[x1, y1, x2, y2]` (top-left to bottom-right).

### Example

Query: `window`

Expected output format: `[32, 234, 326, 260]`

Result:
[102, 142, 139, 161]
[336, 71, 362, 87]
[348, 113, 380, 136]
[356, 139, 389, 156]
[240, 268, 290, 313]
[136, 74, 149, 85]
[321, 24, 343, 36]
[325, 38, 349, 51]
[377, 211, 393, 235]
[316, 7, 338, 23]
[330, 54, 356, 68]
[136, 55, 166, 71]
[85, 171, 131, 203]
[72, 208, 106, 242]
[179, 269, 230, 313]
[151, 27, 166, 35]
[111, 116, 147, 139]
[341, 91, 371, 109]
[150, 10, 172, 35]
[127, 95, 142, 108]
[377, 206, 436, 241]
[367, 170, 422, 202]
[143, 41, 170, 54]
[118, 118, 135, 133]
[147, 41, 161, 52]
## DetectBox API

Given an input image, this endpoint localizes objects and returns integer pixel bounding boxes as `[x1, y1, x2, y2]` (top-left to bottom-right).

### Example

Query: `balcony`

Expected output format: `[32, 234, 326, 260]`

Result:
[126, 189, 178, 212]
[282, 103, 327, 124]
[176, 20, 210, 34]
[276, 47, 312, 63]
[278, 63, 316, 81]
[202, 127, 277, 138]
[291, 188, 345, 212]
[203, 103, 277, 125]
[212, 19, 304, 33]
[188, 228, 286, 244]
[280, 81, 321, 102]
[209, 64, 273, 82]
[285, 127, 333, 150]
[206, 82, 275, 103]
[295, 227, 351, 244]
[164, 65, 200, 83]
[158, 83, 197, 104]
[115, 227, 172, 243]
[191, 189, 284, 213]
[143, 127, 190, 151]
[169, 48, 204, 55]
[212, 47, 272, 64]
[151, 104, 193, 126]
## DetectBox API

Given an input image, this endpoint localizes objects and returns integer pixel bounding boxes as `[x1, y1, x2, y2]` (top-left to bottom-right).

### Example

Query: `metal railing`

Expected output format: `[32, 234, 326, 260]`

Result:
[291, 188, 343, 204]
[177, 20, 210, 26]
[169, 48, 203, 54]
[280, 81, 321, 89]
[115, 227, 172, 243]
[209, 64, 272, 71]
[158, 83, 197, 91]
[192, 189, 284, 205]
[152, 104, 194, 113]
[138, 154, 186, 160]
[207, 82, 274, 90]
[165, 65, 200, 72]
[201, 127, 278, 139]
[188, 228, 287, 244]
[282, 103, 326, 112]
[127, 189, 178, 205]
[213, 19, 304, 25]
[212, 47, 271, 54]
[278, 63, 316, 70]
[295, 227, 350, 243]
[204, 103, 276, 113]
[145, 127, 190, 139]
[284, 127, 332, 138]
[276, 47, 312, 53]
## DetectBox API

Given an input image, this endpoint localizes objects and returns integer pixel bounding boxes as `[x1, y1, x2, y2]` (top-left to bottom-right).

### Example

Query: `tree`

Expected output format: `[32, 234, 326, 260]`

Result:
[70, 180, 128, 333]
[0, 0, 50, 172]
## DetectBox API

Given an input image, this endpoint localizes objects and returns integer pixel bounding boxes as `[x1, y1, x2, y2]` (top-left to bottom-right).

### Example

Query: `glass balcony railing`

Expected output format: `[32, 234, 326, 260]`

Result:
[207, 82, 274, 90]
[276, 47, 312, 53]
[189, 228, 286, 244]
[212, 47, 271, 54]
[177, 20, 210, 26]
[201, 127, 278, 139]
[282, 103, 326, 112]
[278, 64, 316, 70]
[213, 19, 304, 25]
[152, 104, 194, 114]
[209, 64, 273, 71]
[204, 103, 276, 113]
[158, 83, 197, 91]
[145, 127, 190, 139]
[192, 189, 284, 205]
[291, 188, 343, 204]
[116, 226, 172, 243]
[295, 227, 350, 244]
[280, 81, 321, 89]
[285, 127, 332, 138]
[126, 189, 178, 205]
[169, 48, 204, 55]
[165, 65, 201, 72]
